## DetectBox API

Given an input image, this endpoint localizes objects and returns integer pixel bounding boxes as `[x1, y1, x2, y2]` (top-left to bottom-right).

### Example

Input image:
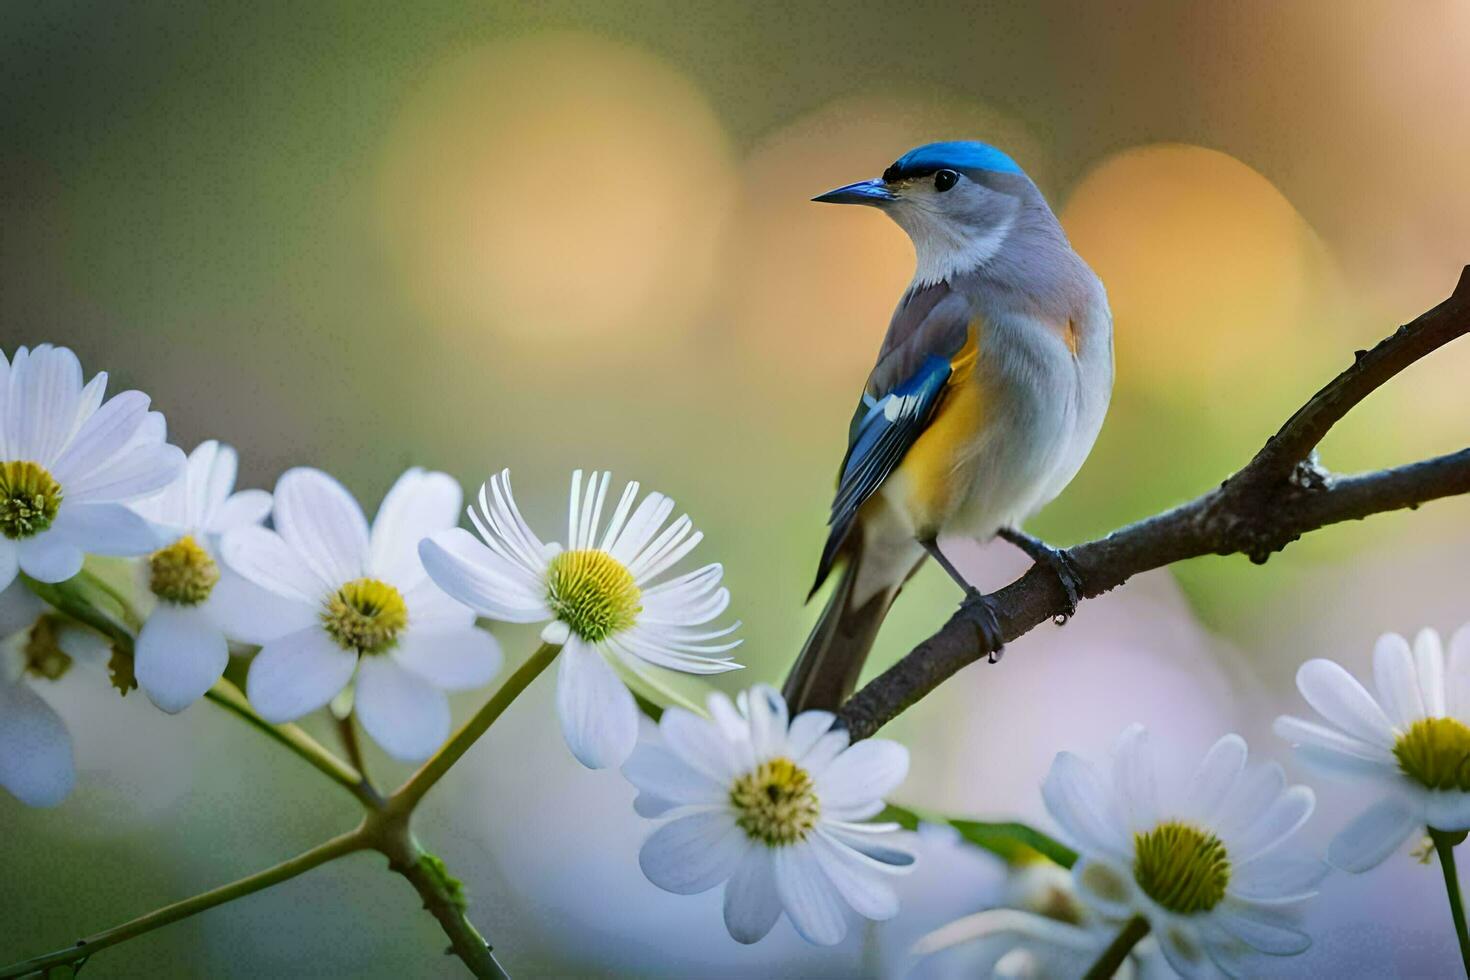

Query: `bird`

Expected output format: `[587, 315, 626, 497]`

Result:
[782, 140, 1113, 714]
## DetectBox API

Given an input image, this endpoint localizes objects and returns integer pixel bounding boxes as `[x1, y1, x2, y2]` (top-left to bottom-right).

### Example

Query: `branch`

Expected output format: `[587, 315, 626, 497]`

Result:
[833, 267, 1470, 741]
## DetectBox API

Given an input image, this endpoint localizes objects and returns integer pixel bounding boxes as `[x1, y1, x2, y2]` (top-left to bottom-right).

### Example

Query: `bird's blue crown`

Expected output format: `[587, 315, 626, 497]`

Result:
[882, 140, 1023, 181]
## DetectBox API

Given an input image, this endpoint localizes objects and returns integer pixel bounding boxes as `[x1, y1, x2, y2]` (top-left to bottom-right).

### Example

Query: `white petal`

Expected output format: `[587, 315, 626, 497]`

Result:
[369, 468, 461, 587]
[221, 525, 332, 604]
[1414, 628, 1448, 718]
[660, 705, 747, 782]
[354, 656, 451, 762]
[1227, 785, 1315, 864]
[798, 730, 851, 777]
[1449, 625, 1470, 720]
[809, 832, 899, 920]
[0, 543, 18, 593]
[1111, 723, 1157, 832]
[271, 468, 370, 586]
[1272, 715, 1396, 769]
[208, 489, 272, 534]
[16, 535, 83, 583]
[609, 491, 674, 566]
[1296, 659, 1395, 747]
[0, 680, 74, 807]
[621, 742, 727, 808]
[1228, 848, 1328, 904]
[135, 604, 228, 714]
[1373, 633, 1425, 728]
[820, 821, 915, 868]
[745, 683, 789, 758]
[245, 626, 357, 723]
[723, 849, 782, 944]
[815, 739, 909, 813]
[419, 529, 550, 623]
[1182, 733, 1247, 825]
[391, 627, 502, 691]
[64, 442, 184, 503]
[1041, 752, 1128, 858]
[50, 501, 163, 556]
[206, 567, 319, 645]
[1216, 762, 1287, 842]
[773, 844, 849, 946]
[48, 389, 148, 485]
[1214, 901, 1311, 955]
[1327, 796, 1422, 872]
[11, 344, 82, 464]
[187, 440, 234, 528]
[638, 809, 748, 895]
[556, 640, 638, 769]
[787, 709, 837, 760]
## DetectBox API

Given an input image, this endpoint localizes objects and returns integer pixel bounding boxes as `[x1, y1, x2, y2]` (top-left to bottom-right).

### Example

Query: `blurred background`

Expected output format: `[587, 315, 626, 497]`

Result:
[3, 1, 1470, 975]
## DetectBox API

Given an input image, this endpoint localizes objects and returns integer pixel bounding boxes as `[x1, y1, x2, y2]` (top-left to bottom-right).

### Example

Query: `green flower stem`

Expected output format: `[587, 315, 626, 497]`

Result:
[0, 828, 366, 979]
[1083, 915, 1150, 980]
[1431, 828, 1470, 976]
[390, 641, 561, 813]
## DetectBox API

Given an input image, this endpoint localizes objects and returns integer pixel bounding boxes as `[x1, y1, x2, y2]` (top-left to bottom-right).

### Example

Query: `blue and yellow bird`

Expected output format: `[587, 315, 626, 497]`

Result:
[784, 140, 1114, 712]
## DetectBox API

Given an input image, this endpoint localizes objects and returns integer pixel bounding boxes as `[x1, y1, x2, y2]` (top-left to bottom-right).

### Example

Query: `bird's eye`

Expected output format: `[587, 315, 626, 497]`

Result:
[934, 169, 959, 192]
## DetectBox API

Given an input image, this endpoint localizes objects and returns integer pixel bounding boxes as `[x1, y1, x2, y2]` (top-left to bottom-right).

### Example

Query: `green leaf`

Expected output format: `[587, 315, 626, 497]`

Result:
[880, 803, 1077, 869]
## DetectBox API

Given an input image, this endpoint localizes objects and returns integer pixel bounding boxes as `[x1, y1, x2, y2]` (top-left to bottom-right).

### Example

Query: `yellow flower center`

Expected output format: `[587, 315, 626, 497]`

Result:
[730, 757, 821, 846]
[322, 578, 408, 654]
[1133, 821, 1230, 915]
[23, 615, 73, 681]
[545, 549, 640, 643]
[149, 535, 220, 605]
[1394, 717, 1470, 792]
[0, 461, 62, 540]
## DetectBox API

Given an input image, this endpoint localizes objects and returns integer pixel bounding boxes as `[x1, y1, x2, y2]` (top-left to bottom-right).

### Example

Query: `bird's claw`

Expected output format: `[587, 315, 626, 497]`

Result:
[960, 589, 1005, 663]
[998, 528, 1083, 622]
[1040, 547, 1084, 622]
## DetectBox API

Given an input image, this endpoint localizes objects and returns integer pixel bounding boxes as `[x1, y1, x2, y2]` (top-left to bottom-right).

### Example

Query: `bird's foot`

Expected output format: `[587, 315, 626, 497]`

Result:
[998, 528, 1084, 622]
[959, 588, 1005, 664]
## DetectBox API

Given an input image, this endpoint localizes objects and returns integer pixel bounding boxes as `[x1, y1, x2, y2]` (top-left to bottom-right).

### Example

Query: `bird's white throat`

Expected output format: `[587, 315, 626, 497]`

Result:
[896, 207, 1016, 286]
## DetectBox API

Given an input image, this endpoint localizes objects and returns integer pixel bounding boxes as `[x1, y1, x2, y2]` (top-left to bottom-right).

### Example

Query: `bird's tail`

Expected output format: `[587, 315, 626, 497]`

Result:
[782, 534, 913, 713]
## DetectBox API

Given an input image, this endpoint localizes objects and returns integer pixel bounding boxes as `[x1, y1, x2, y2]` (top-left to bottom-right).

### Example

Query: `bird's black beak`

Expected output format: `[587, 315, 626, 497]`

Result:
[811, 178, 896, 206]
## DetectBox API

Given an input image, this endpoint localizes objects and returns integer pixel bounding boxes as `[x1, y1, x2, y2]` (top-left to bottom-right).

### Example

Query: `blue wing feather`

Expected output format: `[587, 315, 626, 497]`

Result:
[809, 354, 951, 596]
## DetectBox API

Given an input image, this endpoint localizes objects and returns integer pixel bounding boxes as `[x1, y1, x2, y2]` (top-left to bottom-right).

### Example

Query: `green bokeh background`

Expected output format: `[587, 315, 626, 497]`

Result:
[3, 1, 1469, 976]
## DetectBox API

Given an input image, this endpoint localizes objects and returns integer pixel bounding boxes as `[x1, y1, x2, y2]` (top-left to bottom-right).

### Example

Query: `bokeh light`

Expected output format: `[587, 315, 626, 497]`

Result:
[377, 32, 736, 348]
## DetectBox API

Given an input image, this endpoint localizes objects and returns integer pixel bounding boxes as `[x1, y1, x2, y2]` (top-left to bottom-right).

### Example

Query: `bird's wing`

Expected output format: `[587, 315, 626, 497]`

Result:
[810, 285, 974, 596]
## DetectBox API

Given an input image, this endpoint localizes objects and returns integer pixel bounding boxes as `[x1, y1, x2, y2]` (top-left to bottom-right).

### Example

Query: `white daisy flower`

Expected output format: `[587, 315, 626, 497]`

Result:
[0, 581, 111, 807]
[1274, 627, 1470, 872]
[0, 344, 183, 589]
[420, 469, 742, 770]
[221, 467, 502, 762]
[623, 684, 913, 947]
[912, 907, 1167, 979]
[1042, 724, 1325, 978]
[126, 440, 275, 713]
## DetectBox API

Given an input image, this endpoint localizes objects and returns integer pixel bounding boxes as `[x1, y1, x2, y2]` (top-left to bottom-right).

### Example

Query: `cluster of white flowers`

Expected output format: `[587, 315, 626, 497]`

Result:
[8, 342, 1470, 972]
[0, 344, 747, 799]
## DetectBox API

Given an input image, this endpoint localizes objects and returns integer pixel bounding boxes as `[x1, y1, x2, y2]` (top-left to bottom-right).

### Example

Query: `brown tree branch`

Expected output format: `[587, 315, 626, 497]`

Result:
[832, 267, 1470, 742]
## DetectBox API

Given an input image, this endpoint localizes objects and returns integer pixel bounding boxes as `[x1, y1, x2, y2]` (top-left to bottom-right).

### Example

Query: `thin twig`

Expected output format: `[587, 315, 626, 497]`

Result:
[823, 266, 1470, 737]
